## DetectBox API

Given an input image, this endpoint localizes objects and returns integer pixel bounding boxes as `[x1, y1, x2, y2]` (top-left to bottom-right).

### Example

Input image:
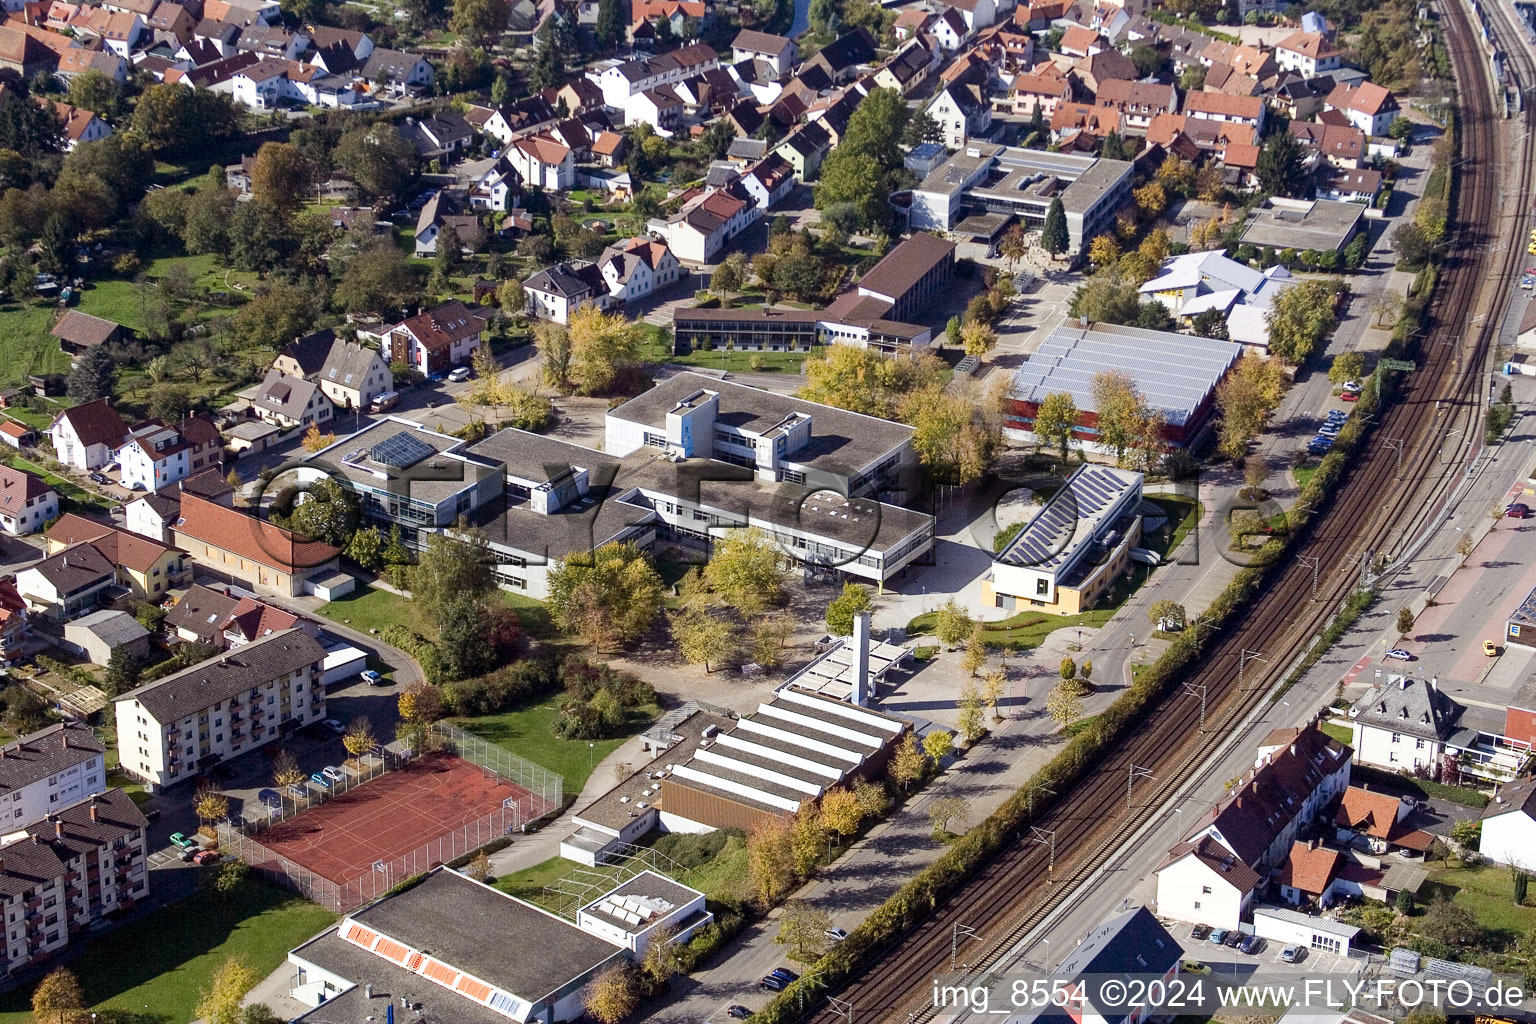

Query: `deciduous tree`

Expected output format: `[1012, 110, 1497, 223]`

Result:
[776, 900, 832, 958]
[1149, 600, 1187, 631]
[934, 599, 973, 648]
[1033, 390, 1078, 462]
[195, 957, 259, 1024]
[582, 963, 641, 1024]
[962, 621, 987, 677]
[929, 796, 968, 836]
[670, 608, 738, 672]
[703, 527, 785, 614]
[958, 682, 986, 743]
[1329, 350, 1366, 384]
[250, 142, 311, 212]
[922, 728, 953, 764]
[1047, 680, 1082, 727]
[1266, 279, 1340, 365]
[568, 306, 640, 395]
[343, 717, 376, 760]
[547, 542, 664, 649]
[32, 967, 84, 1024]
[890, 733, 926, 791]
[272, 749, 305, 788]
[747, 817, 796, 905]
[450, 0, 508, 43]
[825, 582, 873, 636]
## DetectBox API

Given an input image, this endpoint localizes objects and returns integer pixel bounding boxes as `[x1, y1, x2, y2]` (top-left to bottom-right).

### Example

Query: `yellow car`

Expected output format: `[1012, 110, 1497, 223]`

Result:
[1485, 640, 1500, 656]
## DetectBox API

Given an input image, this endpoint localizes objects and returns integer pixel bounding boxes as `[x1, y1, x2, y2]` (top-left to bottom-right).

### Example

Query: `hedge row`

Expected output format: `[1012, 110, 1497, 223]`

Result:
[381, 624, 443, 684]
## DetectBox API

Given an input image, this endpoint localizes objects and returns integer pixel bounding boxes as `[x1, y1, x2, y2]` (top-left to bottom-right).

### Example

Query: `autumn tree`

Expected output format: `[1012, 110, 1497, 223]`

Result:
[671, 608, 737, 672]
[934, 600, 973, 648]
[1033, 390, 1078, 462]
[1088, 233, 1120, 267]
[962, 621, 987, 677]
[747, 817, 796, 905]
[1047, 680, 1083, 727]
[534, 321, 573, 390]
[465, 849, 493, 882]
[547, 542, 664, 649]
[195, 957, 259, 1024]
[899, 387, 1000, 485]
[249, 141, 310, 212]
[790, 805, 825, 875]
[825, 582, 873, 636]
[272, 749, 305, 788]
[960, 320, 997, 357]
[195, 786, 229, 828]
[1149, 600, 1187, 631]
[582, 963, 641, 1024]
[31, 967, 84, 1024]
[929, 796, 968, 836]
[799, 344, 947, 418]
[749, 614, 792, 667]
[777, 900, 833, 957]
[1266, 279, 1340, 365]
[922, 728, 954, 765]
[703, 527, 785, 614]
[820, 786, 862, 837]
[1329, 350, 1366, 384]
[397, 682, 444, 725]
[450, 0, 508, 44]
[301, 424, 335, 452]
[568, 305, 640, 395]
[1396, 607, 1415, 638]
[1215, 354, 1286, 460]
[342, 717, 376, 761]
[890, 733, 927, 791]
[640, 925, 679, 985]
[1091, 369, 1152, 466]
[999, 222, 1029, 271]
[958, 681, 986, 743]
[983, 668, 1006, 721]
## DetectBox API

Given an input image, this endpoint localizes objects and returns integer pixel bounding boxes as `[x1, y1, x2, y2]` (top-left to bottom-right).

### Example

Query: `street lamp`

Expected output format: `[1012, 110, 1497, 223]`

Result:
[588, 742, 595, 773]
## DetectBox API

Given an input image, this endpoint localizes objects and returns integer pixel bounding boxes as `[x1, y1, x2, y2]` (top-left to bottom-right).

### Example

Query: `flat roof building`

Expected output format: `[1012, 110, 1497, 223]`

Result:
[1239, 196, 1365, 254]
[909, 145, 1134, 258]
[986, 464, 1147, 616]
[1004, 322, 1242, 452]
[288, 866, 709, 1023]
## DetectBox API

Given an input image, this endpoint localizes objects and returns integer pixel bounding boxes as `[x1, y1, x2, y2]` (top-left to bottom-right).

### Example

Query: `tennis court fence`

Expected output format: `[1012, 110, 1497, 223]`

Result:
[219, 728, 562, 913]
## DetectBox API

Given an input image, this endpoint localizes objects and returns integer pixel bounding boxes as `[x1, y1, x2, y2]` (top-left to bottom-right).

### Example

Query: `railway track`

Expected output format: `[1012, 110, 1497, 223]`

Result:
[796, 4, 1535, 1020]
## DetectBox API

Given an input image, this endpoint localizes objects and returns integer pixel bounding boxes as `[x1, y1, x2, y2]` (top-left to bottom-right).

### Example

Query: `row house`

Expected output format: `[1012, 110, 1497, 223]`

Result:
[115, 629, 329, 789]
[1183, 89, 1266, 133]
[590, 42, 719, 110]
[939, 0, 996, 32]
[0, 790, 149, 981]
[115, 415, 221, 492]
[740, 153, 795, 210]
[363, 300, 488, 377]
[44, 513, 189, 601]
[1156, 724, 1351, 930]
[772, 120, 831, 182]
[476, 94, 558, 144]
[66, 7, 142, 56]
[1093, 78, 1176, 133]
[56, 48, 128, 82]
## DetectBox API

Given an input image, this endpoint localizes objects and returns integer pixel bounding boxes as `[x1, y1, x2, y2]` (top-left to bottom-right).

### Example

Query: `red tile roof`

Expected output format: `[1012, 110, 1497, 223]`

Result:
[0, 465, 51, 517]
[45, 513, 178, 574]
[1279, 841, 1340, 895]
[50, 398, 128, 449]
[172, 493, 339, 574]
[1184, 90, 1265, 120]
[1334, 786, 1402, 839]
[395, 301, 486, 352]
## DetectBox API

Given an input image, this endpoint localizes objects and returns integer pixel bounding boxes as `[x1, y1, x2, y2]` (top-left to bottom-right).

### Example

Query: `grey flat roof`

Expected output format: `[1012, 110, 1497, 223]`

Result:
[1240, 198, 1365, 251]
[291, 929, 515, 1024]
[348, 869, 624, 1004]
[582, 870, 703, 935]
[608, 371, 913, 477]
[998, 464, 1141, 570]
[478, 493, 657, 562]
[467, 427, 620, 487]
[313, 417, 499, 507]
[949, 146, 1132, 216]
[574, 711, 736, 831]
[619, 454, 932, 554]
[1008, 322, 1242, 426]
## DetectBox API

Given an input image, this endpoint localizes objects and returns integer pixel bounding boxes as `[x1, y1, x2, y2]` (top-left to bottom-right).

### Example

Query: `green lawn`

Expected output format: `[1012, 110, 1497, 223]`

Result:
[497, 832, 749, 911]
[908, 606, 1117, 650]
[318, 584, 421, 635]
[0, 302, 74, 387]
[1424, 864, 1536, 941]
[457, 692, 658, 797]
[6, 455, 111, 512]
[0, 880, 335, 1022]
[1294, 464, 1318, 490]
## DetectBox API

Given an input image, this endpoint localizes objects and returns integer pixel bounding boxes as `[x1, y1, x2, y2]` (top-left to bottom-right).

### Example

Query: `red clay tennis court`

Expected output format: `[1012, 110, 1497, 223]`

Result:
[256, 754, 532, 886]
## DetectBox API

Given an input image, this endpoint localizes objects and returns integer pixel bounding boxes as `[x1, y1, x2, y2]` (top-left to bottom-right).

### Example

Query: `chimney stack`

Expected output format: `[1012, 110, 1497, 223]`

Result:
[54, 819, 63, 838]
[89, 802, 98, 823]
[851, 611, 872, 707]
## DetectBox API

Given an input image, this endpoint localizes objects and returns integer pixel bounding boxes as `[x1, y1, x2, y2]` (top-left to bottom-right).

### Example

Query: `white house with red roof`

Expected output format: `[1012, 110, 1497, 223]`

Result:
[0, 464, 57, 536]
[651, 185, 761, 263]
[1324, 80, 1399, 137]
[48, 101, 112, 151]
[1275, 31, 1341, 78]
[507, 133, 574, 191]
[596, 237, 681, 303]
[116, 415, 223, 493]
[47, 398, 129, 472]
[369, 301, 488, 376]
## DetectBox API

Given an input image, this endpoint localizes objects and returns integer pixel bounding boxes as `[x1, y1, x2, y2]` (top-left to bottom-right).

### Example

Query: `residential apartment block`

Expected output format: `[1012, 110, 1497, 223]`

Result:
[0, 724, 106, 828]
[115, 628, 329, 790]
[0, 789, 149, 983]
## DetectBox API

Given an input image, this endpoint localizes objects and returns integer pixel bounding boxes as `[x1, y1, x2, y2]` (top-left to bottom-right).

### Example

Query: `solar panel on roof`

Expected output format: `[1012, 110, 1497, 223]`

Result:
[371, 432, 435, 469]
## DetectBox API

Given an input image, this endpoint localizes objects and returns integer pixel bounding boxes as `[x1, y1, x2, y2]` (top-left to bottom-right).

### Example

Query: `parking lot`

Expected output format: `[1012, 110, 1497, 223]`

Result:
[1177, 924, 1362, 977]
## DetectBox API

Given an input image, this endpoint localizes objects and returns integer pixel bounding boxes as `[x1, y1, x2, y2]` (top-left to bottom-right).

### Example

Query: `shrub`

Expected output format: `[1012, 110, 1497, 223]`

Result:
[382, 625, 444, 684]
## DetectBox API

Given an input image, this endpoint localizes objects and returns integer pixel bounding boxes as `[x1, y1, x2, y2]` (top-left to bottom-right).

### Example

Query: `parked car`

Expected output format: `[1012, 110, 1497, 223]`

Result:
[1385, 648, 1413, 661]
[1279, 945, 1304, 963]
[88, 472, 110, 485]
[1318, 423, 1342, 438]
[1190, 923, 1211, 941]
[1240, 935, 1264, 955]
[825, 927, 848, 942]
[1223, 930, 1243, 948]
[1341, 390, 1360, 402]
[169, 832, 197, 850]
[193, 850, 221, 865]
[310, 772, 333, 789]
[1207, 928, 1229, 945]
[1485, 641, 1500, 656]
[760, 975, 785, 992]
[448, 366, 472, 383]
[770, 968, 799, 982]
[1507, 503, 1530, 519]
[1341, 381, 1363, 394]
[370, 391, 399, 413]
[322, 766, 345, 783]
[728, 1006, 752, 1019]
[322, 718, 345, 734]
[360, 669, 383, 686]
[257, 788, 282, 809]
